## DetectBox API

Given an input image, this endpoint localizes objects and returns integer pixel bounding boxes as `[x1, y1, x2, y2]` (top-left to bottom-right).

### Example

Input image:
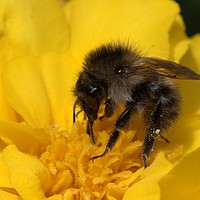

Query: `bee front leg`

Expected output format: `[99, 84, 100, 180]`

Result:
[91, 102, 135, 161]
[99, 99, 114, 120]
[73, 100, 79, 123]
[87, 120, 95, 144]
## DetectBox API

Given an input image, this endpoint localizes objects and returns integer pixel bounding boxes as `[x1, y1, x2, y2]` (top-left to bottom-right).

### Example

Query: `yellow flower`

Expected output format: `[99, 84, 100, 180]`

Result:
[0, 0, 200, 200]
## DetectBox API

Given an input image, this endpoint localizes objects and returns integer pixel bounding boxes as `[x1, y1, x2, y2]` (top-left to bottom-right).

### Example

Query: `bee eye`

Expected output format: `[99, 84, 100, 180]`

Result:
[117, 67, 128, 75]
[89, 86, 97, 94]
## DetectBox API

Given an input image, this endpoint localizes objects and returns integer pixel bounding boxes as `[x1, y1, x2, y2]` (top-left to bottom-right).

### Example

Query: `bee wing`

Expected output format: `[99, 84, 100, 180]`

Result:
[134, 58, 200, 80]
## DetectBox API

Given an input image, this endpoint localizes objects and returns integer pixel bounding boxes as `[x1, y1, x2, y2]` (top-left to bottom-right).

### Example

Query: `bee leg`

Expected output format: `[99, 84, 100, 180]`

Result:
[75, 109, 83, 119]
[142, 131, 156, 169]
[159, 134, 170, 143]
[104, 99, 114, 117]
[142, 100, 166, 168]
[83, 112, 86, 120]
[73, 99, 80, 123]
[73, 102, 77, 123]
[91, 102, 134, 161]
[87, 120, 95, 143]
[99, 99, 113, 120]
[90, 129, 120, 160]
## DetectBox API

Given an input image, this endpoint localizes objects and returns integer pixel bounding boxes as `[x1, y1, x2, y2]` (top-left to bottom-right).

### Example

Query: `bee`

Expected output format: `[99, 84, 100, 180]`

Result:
[73, 43, 200, 168]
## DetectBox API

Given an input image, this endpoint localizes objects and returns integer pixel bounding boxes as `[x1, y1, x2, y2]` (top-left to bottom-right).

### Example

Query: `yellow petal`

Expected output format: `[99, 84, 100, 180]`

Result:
[170, 35, 200, 156]
[2, 56, 52, 127]
[122, 152, 172, 200]
[169, 15, 190, 63]
[142, 152, 173, 180]
[68, 0, 179, 62]
[180, 34, 200, 71]
[0, 0, 69, 123]
[191, 34, 200, 70]
[0, 121, 48, 154]
[0, 190, 22, 200]
[159, 148, 200, 200]
[0, 82, 19, 121]
[2, 145, 53, 200]
[47, 194, 62, 200]
[0, 152, 12, 188]
[2, 53, 77, 129]
[47, 190, 74, 200]
[38, 53, 78, 130]
[123, 179, 160, 200]
[0, 0, 69, 58]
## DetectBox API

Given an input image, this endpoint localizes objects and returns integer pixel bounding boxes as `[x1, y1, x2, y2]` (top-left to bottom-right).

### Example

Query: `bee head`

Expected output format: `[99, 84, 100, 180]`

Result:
[81, 43, 144, 104]
[73, 71, 107, 121]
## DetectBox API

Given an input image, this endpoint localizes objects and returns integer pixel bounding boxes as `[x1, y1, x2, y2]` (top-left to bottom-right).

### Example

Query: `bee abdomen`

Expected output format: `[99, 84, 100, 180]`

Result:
[144, 84, 181, 130]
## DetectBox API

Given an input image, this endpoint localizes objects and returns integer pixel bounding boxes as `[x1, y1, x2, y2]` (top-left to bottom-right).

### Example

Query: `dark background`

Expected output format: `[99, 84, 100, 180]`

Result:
[176, 0, 200, 36]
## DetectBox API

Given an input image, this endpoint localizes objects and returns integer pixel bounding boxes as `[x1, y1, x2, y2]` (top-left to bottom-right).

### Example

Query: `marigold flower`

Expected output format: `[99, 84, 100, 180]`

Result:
[0, 0, 200, 200]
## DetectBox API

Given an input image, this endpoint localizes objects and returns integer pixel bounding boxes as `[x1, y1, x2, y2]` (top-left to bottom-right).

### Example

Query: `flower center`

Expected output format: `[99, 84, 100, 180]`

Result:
[39, 123, 183, 199]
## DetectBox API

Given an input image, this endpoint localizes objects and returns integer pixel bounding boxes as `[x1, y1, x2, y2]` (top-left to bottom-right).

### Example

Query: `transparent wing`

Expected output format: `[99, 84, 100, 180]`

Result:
[133, 57, 200, 80]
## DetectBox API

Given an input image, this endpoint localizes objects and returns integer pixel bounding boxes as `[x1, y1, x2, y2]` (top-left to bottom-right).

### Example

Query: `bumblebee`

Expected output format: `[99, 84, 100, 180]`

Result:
[73, 43, 200, 168]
